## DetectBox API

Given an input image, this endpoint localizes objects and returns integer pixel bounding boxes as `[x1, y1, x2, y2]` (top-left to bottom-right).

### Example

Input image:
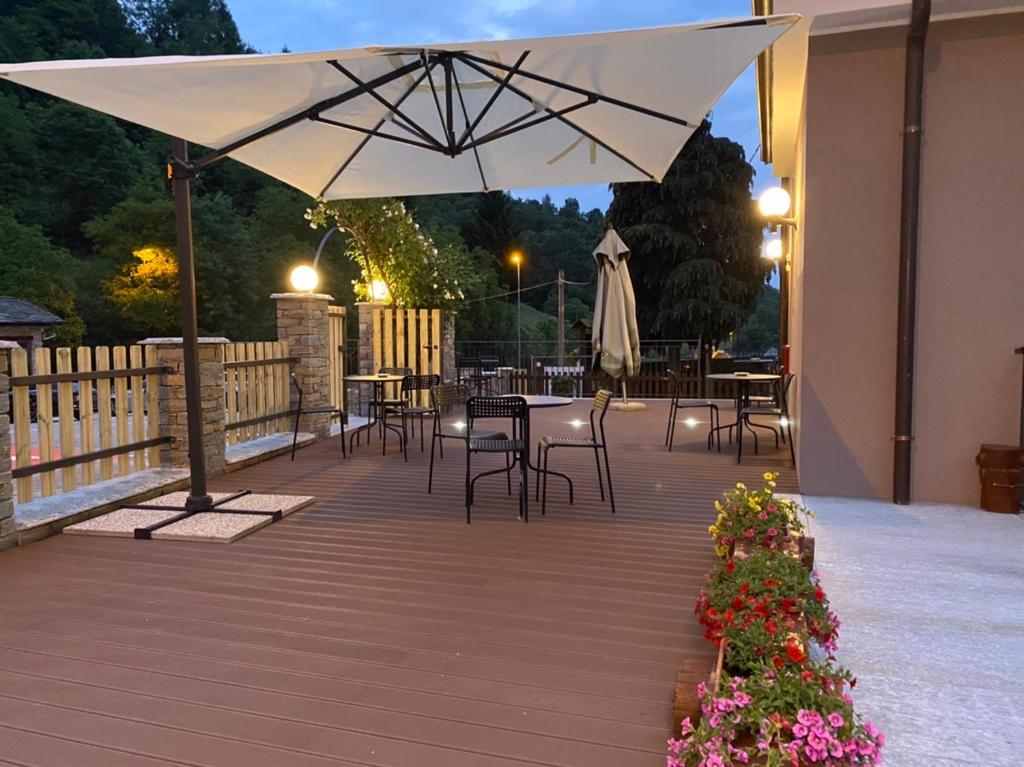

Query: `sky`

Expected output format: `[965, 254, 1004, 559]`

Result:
[227, 0, 777, 214]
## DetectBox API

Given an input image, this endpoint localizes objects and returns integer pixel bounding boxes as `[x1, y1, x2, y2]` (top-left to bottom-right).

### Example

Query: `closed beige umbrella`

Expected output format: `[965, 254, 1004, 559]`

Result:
[593, 226, 642, 405]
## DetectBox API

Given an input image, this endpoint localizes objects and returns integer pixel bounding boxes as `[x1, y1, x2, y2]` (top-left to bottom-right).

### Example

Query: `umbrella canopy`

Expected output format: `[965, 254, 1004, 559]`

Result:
[0, 16, 796, 199]
[592, 227, 640, 381]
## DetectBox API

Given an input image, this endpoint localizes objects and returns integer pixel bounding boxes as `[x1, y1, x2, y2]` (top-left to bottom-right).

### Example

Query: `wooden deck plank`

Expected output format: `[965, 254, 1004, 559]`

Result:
[0, 400, 797, 767]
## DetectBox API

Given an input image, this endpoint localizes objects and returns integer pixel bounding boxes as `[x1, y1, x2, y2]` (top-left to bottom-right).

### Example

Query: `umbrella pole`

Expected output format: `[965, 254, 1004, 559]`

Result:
[621, 379, 628, 404]
[171, 137, 213, 513]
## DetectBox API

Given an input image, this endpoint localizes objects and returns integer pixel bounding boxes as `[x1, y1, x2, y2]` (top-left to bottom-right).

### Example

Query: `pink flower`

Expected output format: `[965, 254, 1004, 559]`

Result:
[766, 503, 777, 512]
[828, 712, 845, 728]
[791, 723, 807, 738]
[744, 528, 755, 538]
[758, 511, 768, 521]
[767, 527, 778, 536]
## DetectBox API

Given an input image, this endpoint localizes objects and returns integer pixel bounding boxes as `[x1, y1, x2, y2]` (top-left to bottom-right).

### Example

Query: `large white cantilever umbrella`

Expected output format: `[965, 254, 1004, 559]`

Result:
[0, 15, 797, 511]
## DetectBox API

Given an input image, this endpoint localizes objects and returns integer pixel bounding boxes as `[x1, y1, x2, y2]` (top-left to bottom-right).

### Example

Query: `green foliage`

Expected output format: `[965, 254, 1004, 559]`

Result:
[305, 198, 472, 310]
[733, 284, 779, 354]
[607, 120, 770, 343]
[0, 206, 84, 345]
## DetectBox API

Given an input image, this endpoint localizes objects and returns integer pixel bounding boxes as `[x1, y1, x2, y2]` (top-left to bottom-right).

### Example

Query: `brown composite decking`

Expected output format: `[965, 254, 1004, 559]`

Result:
[0, 399, 797, 767]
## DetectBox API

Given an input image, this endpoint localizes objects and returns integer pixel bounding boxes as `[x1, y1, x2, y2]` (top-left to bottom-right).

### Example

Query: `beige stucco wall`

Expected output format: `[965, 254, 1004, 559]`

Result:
[792, 12, 1024, 505]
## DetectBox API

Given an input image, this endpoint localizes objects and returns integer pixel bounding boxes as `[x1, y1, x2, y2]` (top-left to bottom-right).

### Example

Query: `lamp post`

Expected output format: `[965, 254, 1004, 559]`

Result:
[510, 250, 523, 370]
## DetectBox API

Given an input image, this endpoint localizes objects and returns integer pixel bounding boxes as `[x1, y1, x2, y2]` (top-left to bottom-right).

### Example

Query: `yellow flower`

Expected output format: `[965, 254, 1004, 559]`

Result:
[736, 482, 747, 491]
[708, 525, 716, 534]
[714, 500, 724, 512]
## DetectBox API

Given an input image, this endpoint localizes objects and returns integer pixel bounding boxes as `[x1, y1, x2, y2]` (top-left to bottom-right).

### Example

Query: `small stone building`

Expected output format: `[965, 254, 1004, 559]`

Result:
[0, 297, 63, 370]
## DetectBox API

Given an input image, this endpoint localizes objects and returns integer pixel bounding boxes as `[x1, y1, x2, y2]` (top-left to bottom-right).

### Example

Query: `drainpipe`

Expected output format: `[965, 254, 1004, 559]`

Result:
[893, 0, 931, 505]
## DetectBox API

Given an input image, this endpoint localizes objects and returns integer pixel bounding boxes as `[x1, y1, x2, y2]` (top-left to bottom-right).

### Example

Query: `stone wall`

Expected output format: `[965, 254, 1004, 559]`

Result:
[0, 343, 16, 549]
[273, 293, 334, 438]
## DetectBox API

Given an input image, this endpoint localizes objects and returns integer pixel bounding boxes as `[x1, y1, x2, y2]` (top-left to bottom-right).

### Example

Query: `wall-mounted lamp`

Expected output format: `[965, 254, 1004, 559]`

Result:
[758, 186, 797, 231]
[762, 237, 784, 261]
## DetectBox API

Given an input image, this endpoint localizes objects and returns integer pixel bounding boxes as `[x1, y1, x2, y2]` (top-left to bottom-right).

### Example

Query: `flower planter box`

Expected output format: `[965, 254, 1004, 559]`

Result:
[732, 533, 815, 569]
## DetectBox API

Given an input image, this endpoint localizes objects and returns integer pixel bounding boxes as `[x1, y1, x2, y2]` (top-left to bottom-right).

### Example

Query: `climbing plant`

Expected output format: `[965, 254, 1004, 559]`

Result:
[305, 198, 470, 310]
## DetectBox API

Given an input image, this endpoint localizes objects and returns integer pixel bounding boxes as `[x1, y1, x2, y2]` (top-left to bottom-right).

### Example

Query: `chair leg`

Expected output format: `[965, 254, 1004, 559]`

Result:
[602, 443, 616, 514]
[420, 414, 426, 452]
[291, 412, 300, 462]
[787, 420, 796, 467]
[521, 448, 529, 523]
[665, 399, 675, 445]
[506, 451, 512, 495]
[714, 406, 722, 452]
[535, 442, 542, 500]
[668, 401, 678, 451]
[428, 430, 438, 493]
[542, 447, 549, 515]
[737, 415, 744, 464]
[465, 445, 472, 524]
[593, 445, 606, 501]
[401, 411, 409, 462]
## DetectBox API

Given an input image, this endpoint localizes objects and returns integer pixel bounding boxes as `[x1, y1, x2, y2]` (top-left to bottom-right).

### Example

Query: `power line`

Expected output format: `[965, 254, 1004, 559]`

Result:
[462, 275, 591, 305]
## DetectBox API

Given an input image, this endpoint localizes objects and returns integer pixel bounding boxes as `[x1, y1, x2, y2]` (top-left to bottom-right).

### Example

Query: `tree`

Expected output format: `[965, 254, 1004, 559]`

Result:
[124, 0, 251, 55]
[0, 206, 85, 345]
[105, 245, 180, 336]
[606, 120, 769, 344]
[733, 285, 780, 355]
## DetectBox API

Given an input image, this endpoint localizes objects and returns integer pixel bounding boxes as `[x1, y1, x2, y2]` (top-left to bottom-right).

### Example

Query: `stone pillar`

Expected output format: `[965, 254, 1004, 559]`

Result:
[141, 337, 228, 476]
[352, 301, 387, 416]
[272, 293, 334, 439]
[0, 342, 17, 550]
[442, 312, 456, 383]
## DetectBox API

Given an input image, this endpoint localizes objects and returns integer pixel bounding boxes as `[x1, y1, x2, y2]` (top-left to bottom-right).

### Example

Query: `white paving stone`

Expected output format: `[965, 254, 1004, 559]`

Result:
[805, 496, 1024, 767]
[63, 508, 182, 537]
[151, 512, 273, 543]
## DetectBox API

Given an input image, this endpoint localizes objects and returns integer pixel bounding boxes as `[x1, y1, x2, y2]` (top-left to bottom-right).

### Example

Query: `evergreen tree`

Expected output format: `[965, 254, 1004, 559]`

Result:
[607, 120, 769, 343]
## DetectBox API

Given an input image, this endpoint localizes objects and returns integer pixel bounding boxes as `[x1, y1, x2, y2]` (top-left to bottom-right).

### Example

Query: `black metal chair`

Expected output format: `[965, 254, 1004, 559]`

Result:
[537, 389, 616, 515]
[738, 373, 795, 466]
[428, 383, 509, 493]
[366, 365, 411, 449]
[290, 373, 347, 461]
[385, 373, 440, 460]
[665, 369, 721, 452]
[465, 395, 529, 524]
[457, 356, 495, 395]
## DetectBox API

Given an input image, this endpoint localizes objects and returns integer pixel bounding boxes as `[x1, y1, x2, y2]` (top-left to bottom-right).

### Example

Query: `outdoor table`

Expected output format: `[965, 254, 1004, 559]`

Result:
[501, 394, 575, 508]
[344, 373, 406, 454]
[705, 372, 781, 445]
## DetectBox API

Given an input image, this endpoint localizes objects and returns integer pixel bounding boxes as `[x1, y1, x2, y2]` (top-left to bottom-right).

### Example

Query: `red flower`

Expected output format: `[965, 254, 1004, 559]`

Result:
[780, 597, 796, 611]
[772, 655, 784, 669]
[786, 641, 805, 663]
[739, 581, 750, 594]
[814, 586, 825, 602]
[763, 578, 781, 588]
[724, 608, 735, 625]
[850, 678, 857, 688]
[801, 670, 813, 682]
[731, 596, 745, 611]
[765, 620, 778, 635]
[725, 560, 736, 574]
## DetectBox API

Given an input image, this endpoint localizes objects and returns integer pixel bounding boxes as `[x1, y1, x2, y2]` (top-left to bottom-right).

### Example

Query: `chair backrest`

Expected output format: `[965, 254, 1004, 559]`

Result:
[480, 355, 500, 372]
[665, 368, 681, 397]
[431, 382, 472, 413]
[379, 366, 412, 377]
[402, 373, 440, 394]
[467, 395, 527, 425]
[591, 388, 613, 436]
[290, 372, 304, 397]
[781, 373, 795, 406]
[457, 357, 483, 379]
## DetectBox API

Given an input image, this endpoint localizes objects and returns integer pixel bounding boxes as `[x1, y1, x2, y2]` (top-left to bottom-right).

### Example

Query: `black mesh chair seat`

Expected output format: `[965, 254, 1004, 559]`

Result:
[464, 395, 530, 523]
[468, 427, 507, 440]
[539, 434, 595, 448]
[469, 437, 525, 453]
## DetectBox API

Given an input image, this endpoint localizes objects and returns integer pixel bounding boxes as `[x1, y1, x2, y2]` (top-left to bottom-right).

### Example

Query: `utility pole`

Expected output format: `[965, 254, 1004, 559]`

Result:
[556, 270, 565, 367]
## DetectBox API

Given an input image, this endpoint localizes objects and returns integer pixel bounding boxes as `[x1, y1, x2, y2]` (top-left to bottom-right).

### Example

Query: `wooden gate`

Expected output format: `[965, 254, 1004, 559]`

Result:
[328, 305, 347, 412]
[372, 307, 443, 405]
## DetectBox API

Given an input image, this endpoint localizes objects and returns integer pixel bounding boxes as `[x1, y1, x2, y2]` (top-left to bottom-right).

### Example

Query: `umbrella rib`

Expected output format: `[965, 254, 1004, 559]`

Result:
[457, 55, 658, 181]
[317, 64, 434, 198]
[329, 60, 444, 150]
[463, 98, 594, 150]
[459, 51, 697, 128]
[450, 62, 488, 191]
[192, 57, 425, 172]
[314, 116, 444, 151]
[456, 50, 530, 150]
[422, 55, 449, 146]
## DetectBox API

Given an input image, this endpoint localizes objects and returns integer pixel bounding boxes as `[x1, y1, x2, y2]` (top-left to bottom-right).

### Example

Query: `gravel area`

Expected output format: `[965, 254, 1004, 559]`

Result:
[151, 511, 273, 543]
[63, 508, 181, 537]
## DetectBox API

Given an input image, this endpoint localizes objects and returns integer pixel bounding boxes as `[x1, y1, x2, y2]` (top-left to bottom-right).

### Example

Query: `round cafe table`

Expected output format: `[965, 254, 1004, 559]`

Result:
[501, 394, 575, 507]
[705, 372, 780, 445]
[344, 373, 406, 454]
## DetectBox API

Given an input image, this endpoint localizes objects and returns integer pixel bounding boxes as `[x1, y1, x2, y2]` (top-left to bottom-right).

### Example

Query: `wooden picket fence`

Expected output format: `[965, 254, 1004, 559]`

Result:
[8, 345, 167, 504]
[327, 305, 347, 414]
[223, 341, 296, 444]
[372, 307, 443, 406]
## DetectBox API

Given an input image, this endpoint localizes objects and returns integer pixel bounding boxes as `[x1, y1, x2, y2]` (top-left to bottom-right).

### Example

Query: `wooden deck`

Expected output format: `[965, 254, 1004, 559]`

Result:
[0, 400, 797, 767]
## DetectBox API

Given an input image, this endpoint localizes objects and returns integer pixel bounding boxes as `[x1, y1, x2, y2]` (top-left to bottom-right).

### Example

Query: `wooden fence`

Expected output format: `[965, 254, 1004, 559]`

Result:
[505, 367, 748, 400]
[372, 307, 443, 406]
[223, 341, 296, 444]
[8, 345, 168, 504]
[328, 305, 347, 414]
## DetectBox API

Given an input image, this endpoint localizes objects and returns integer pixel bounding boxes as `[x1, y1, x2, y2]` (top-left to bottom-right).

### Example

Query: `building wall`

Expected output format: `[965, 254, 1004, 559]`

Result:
[793, 12, 1024, 504]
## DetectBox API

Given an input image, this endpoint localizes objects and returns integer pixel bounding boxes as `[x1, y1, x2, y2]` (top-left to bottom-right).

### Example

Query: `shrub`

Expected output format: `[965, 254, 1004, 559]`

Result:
[708, 472, 809, 558]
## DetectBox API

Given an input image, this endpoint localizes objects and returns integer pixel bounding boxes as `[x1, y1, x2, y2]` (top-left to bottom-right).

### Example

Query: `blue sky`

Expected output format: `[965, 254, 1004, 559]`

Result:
[228, 0, 774, 214]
